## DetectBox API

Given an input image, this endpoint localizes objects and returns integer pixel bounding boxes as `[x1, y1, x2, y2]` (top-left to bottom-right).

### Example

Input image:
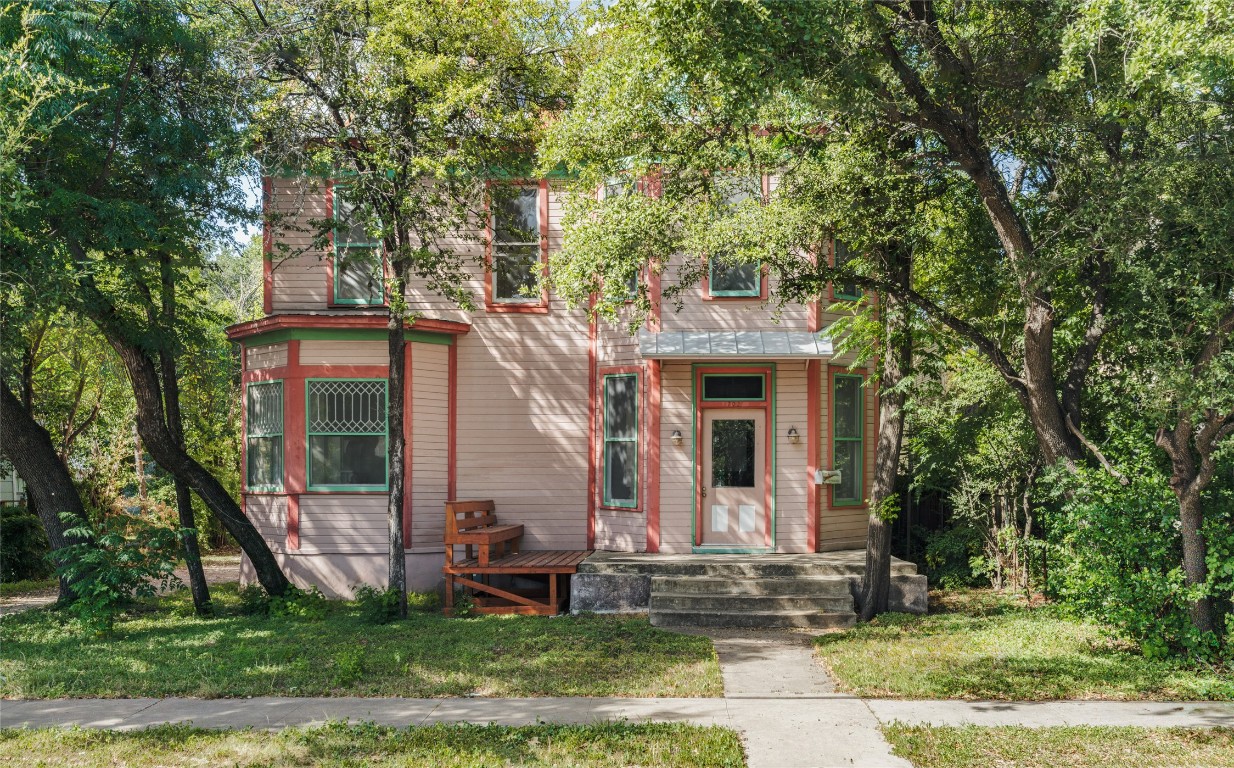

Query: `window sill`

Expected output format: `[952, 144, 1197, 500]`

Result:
[304, 488, 390, 494]
[598, 503, 642, 513]
[485, 301, 550, 314]
[703, 293, 764, 302]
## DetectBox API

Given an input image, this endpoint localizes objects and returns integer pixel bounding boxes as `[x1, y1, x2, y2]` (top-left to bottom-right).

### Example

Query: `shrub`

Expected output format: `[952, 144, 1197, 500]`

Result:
[353, 584, 402, 624]
[1042, 462, 1234, 661]
[269, 585, 329, 621]
[237, 584, 270, 616]
[923, 524, 988, 590]
[53, 512, 184, 634]
[0, 505, 52, 582]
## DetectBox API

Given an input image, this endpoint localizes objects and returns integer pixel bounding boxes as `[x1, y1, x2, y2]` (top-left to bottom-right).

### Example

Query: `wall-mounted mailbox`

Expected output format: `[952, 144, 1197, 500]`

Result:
[815, 469, 842, 485]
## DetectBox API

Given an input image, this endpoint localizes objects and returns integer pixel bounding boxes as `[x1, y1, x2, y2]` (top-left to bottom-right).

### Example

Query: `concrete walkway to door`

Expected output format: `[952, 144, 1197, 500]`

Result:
[3, 630, 1233, 768]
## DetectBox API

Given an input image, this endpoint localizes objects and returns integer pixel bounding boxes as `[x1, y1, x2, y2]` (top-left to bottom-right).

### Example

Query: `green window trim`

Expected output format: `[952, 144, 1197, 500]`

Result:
[701, 373, 767, 402]
[832, 372, 864, 506]
[602, 372, 639, 509]
[305, 378, 389, 492]
[333, 184, 385, 306]
[245, 380, 284, 492]
[707, 259, 762, 297]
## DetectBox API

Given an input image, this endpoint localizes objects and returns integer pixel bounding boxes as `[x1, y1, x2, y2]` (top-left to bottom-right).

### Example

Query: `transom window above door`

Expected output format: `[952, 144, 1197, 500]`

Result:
[702, 374, 766, 402]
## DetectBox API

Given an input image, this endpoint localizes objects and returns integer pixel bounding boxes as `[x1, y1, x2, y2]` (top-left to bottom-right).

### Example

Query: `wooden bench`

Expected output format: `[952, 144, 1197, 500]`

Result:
[442, 499, 591, 616]
[444, 499, 524, 568]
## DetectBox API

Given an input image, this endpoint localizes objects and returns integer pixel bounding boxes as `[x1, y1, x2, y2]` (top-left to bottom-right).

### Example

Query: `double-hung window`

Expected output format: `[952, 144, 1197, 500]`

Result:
[832, 373, 864, 505]
[602, 373, 639, 508]
[708, 175, 762, 297]
[833, 240, 862, 300]
[603, 177, 640, 300]
[307, 379, 388, 491]
[333, 185, 384, 305]
[492, 187, 543, 303]
[246, 381, 284, 491]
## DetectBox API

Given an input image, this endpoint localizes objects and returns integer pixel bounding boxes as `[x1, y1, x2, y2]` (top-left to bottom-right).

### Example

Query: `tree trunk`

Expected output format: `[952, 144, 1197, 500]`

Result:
[859, 242, 911, 621]
[159, 254, 211, 615]
[107, 334, 291, 596]
[386, 302, 408, 618]
[67, 243, 289, 595]
[0, 383, 87, 602]
[1156, 421, 1215, 636]
[133, 423, 147, 502]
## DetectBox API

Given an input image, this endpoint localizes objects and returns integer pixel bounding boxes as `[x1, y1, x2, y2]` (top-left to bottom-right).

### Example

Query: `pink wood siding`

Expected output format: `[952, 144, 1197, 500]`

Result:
[299, 340, 388, 366]
[298, 494, 387, 554]
[245, 495, 287, 554]
[594, 509, 647, 552]
[268, 177, 329, 312]
[246, 342, 288, 370]
[775, 364, 811, 552]
[409, 341, 449, 551]
[658, 362, 695, 552]
[818, 365, 876, 551]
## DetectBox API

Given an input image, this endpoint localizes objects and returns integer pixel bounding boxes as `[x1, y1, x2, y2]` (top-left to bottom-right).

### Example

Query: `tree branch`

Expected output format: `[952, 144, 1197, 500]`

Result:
[1067, 414, 1129, 485]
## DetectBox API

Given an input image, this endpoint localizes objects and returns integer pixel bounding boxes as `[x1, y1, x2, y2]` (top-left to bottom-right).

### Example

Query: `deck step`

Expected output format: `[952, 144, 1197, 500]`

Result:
[651, 575, 854, 597]
[650, 608, 857, 630]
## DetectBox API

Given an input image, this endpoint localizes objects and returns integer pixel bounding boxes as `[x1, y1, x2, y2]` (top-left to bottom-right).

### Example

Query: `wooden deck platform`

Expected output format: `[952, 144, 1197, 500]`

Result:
[444, 550, 592, 616]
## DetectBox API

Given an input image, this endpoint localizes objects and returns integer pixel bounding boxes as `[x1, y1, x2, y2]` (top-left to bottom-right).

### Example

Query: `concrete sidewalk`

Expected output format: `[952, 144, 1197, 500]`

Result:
[3, 629, 1233, 768]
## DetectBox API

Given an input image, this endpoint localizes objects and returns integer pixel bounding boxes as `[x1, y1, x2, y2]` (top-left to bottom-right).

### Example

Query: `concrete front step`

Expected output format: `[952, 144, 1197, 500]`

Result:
[650, 608, 858, 630]
[579, 553, 918, 579]
[651, 592, 855, 613]
[651, 574, 854, 597]
[569, 550, 928, 616]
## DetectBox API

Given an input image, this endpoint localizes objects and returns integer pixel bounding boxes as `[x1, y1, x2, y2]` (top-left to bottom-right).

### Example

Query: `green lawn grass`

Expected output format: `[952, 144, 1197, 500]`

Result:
[883, 725, 1234, 768]
[0, 722, 746, 768]
[0, 584, 721, 699]
[815, 590, 1233, 701]
[0, 578, 57, 598]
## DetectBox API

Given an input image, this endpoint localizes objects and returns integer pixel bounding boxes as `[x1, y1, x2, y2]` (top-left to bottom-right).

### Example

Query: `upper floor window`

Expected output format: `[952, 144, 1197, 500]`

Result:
[333, 185, 384, 305]
[833, 240, 862, 301]
[492, 186, 543, 304]
[707, 175, 763, 299]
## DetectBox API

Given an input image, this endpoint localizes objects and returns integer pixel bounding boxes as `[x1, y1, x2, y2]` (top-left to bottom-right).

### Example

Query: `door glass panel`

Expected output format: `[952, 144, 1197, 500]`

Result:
[711, 418, 756, 487]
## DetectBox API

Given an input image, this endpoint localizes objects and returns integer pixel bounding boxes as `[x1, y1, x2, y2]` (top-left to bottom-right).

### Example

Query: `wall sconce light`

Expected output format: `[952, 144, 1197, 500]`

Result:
[671, 430, 684, 446]
[787, 426, 801, 445]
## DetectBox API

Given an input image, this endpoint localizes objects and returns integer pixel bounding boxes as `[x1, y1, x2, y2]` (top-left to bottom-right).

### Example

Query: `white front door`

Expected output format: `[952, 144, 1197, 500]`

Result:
[699, 408, 767, 548]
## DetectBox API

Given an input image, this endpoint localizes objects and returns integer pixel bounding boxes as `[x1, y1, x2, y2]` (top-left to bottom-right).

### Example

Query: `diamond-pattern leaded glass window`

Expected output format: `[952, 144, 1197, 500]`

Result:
[306, 379, 388, 490]
[246, 381, 283, 490]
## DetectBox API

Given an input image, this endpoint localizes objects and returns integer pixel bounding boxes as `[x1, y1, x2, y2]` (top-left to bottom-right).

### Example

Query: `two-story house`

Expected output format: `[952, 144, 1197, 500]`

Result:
[226, 174, 919, 617]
